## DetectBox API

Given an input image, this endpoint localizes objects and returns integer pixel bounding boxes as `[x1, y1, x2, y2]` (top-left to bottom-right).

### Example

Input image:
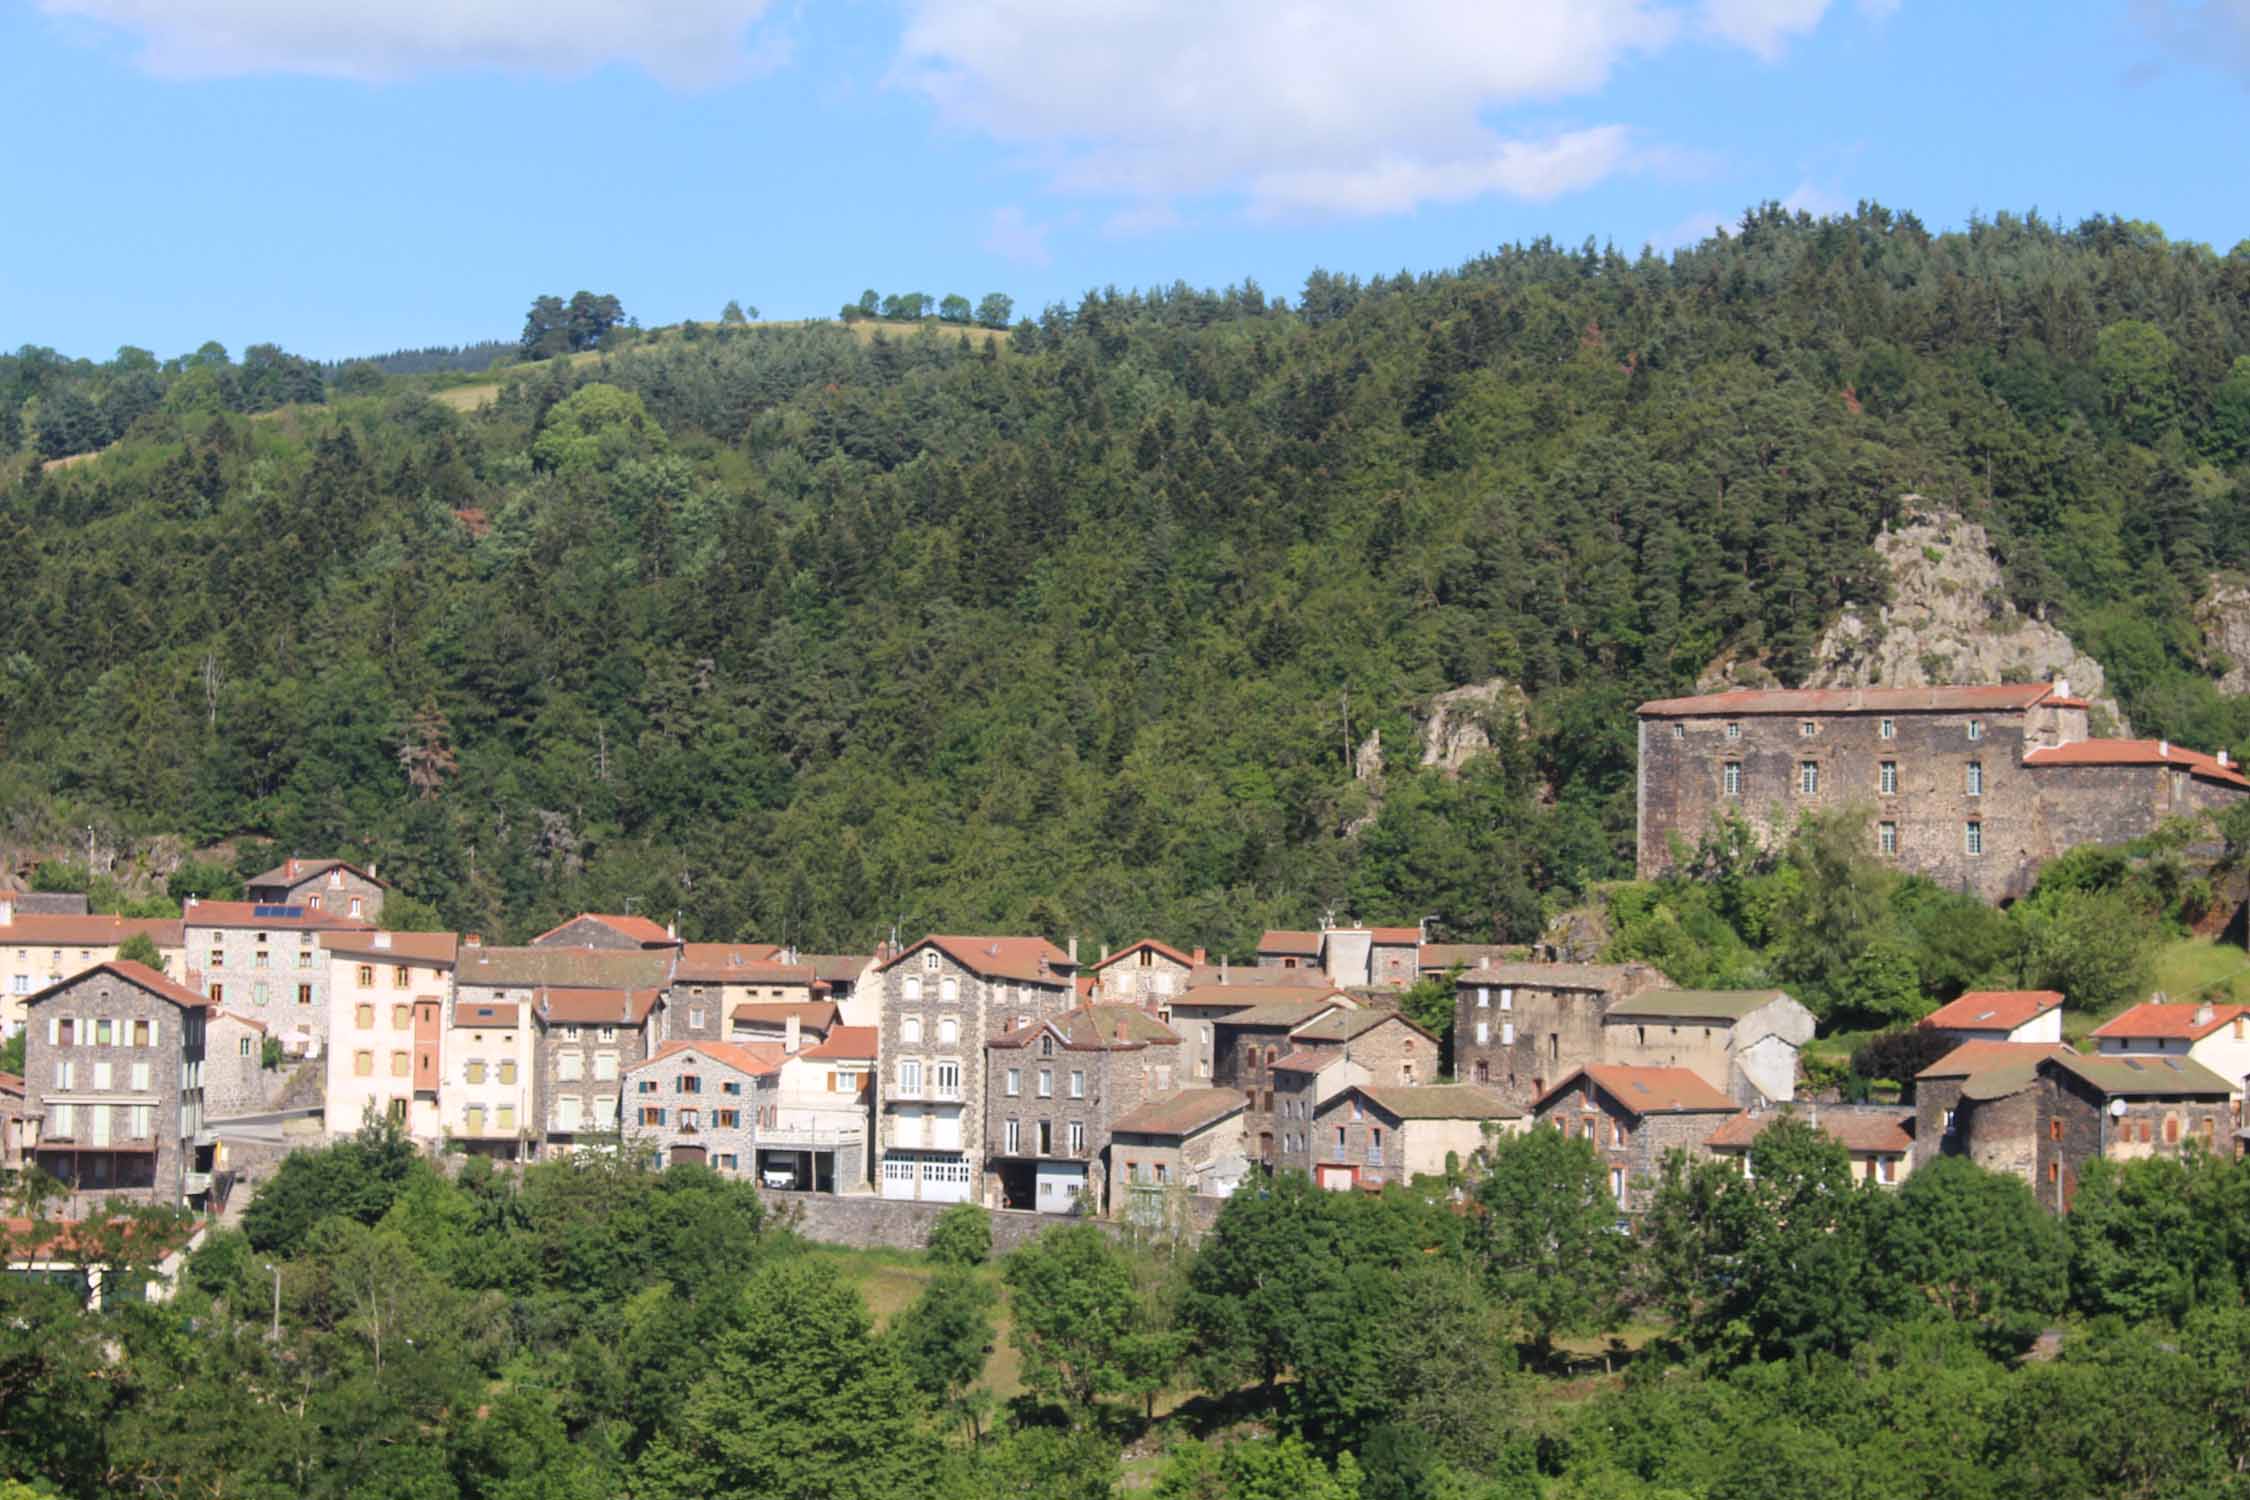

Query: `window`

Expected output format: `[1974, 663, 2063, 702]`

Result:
[679, 1109, 699, 1132]
[1068, 1070, 1085, 1099]
[598, 1026, 616, 1044]
[355, 1051, 374, 1077]
[594, 1053, 617, 1081]
[1725, 721, 1741, 740]
[1799, 721, 1817, 737]
[1068, 1120, 1086, 1154]
[901, 1015, 923, 1045]
[1879, 717, 1895, 739]
[391, 1051, 409, 1077]
[1475, 986, 1489, 1009]
[1723, 761, 1742, 797]
[557, 1096, 583, 1131]
[208, 949, 223, 970]
[678, 1073, 703, 1094]
[642, 1107, 666, 1127]
[1037, 1068, 1053, 1098]
[498, 1060, 517, 1085]
[1334, 1126, 1347, 1150]
[722, 1079, 742, 1095]
[93, 1061, 112, 1090]
[1006, 1068, 1021, 1097]
[391, 1004, 410, 1029]
[2049, 1117, 2063, 1141]
[1005, 1118, 1021, 1153]
[349, 897, 364, 918]
[1965, 820, 1984, 856]
[923, 950, 940, 972]
[1799, 760, 1819, 795]
[94, 1018, 113, 1046]
[717, 1108, 740, 1128]
[1943, 1107, 1957, 1132]
[2165, 1115, 2180, 1144]
[903, 976, 922, 1002]
[935, 1061, 961, 1097]
[688, 1007, 704, 1030]
[239, 1036, 254, 1058]
[1499, 987, 1513, 1011]
[938, 1015, 959, 1046]
[939, 975, 959, 1002]
[357, 964, 375, 988]
[132, 1018, 150, 1046]
[392, 965, 409, 989]
[1670, 722, 1684, 740]
[1501, 1022, 1516, 1046]
[357, 1003, 375, 1029]
[1967, 719, 1983, 741]
[1475, 1021, 1490, 1046]
[1966, 761, 1983, 797]
[898, 1059, 923, 1094]
[1879, 760, 1897, 795]
[1040, 1035, 1055, 1058]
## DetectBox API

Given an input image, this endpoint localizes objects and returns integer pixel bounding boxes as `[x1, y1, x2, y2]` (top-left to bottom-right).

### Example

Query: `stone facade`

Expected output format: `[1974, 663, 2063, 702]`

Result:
[1297, 1084, 1520, 1191]
[1088, 941, 1196, 1009]
[623, 1040, 780, 1176]
[182, 899, 372, 1057]
[1636, 684, 2249, 903]
[1367, 930, 1421, 988]
[245, 859, 388, 924]
[23, 963, 209, 1207]
[984, 1007, 1179, 1215]
[532, 913, 676, 950]
[204, 1011, 274, 1118]
[1598, 989, 1816, 1106]
[533, 989, 662, 1151]
[1110, 1089, 1248, 1214]
[1532, 1067, 1741, 1213]
[2038, 1059, 2235, 1213]
[1454, 962, 1661, 1108]
[876, 936, 1079, 1205]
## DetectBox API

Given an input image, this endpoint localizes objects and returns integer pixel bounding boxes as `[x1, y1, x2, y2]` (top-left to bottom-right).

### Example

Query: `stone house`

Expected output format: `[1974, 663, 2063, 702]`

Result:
[2035, 1051, 2235, 1212]
[1286, 1008, 1439, 1088]
[622, 1039, 786, 1175]
[531, 912, 680, 950]
[1271, 1051, 1371, 1174]
[321, 930, 458, 1142]
[0, 1069, 24, 1172]
[203, 1010, 275, 1119]
[1598, 988, 1815, 1106]
[1212, 999, 1354, 1154]
[1531, 1065, 1742, 1213]
[1, 898, 186, 1036]
[1256, 929, 1324, 971]
[1109, 1088, 1250, 1217]
[1635, 681, 2249, 904]
[2089, 1002, 2250, 1097]
[1297, 1083, 1522, 1191]
[1169, 979, 1349, 1083]
[983, 1005, 1180, 1215]
[1417, 944, 1525, 981]
[245, 858, 390, 923]
[1453, 961, 1663, 1108]
[445, 998, 535, 1159]
[659, 943, 785, 1043]
[769, 1026, 876, 1191]
[533, 986, 664, 1151]
[22, 961, 210, 1208]
[1366, 927, 1422, 988]
[1913, 1041, 2066, 1177]
[1087, 939, 1198, 1010]
[877, 935, 1079, 1204]
[1704, 1104, 1916, 1186]
[1919, 989, 2065, 1045]
[181, 898, 373, 1057]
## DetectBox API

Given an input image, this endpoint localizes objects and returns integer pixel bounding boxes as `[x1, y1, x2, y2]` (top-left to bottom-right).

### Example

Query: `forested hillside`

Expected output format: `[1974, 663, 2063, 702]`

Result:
[5, 204, 2250, 948]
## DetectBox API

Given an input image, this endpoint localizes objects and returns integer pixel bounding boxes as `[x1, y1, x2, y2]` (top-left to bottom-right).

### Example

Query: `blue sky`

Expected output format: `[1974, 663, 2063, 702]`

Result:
[3, 0, 2247, 362]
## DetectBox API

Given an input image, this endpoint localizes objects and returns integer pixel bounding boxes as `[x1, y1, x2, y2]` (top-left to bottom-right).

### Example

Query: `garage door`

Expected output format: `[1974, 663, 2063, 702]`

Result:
[670, 1145, 707, 1168]
[1317, 1165, 1355, 1192]
[881, 1154, 917, 1200]
[920, 1154, 973, 1203]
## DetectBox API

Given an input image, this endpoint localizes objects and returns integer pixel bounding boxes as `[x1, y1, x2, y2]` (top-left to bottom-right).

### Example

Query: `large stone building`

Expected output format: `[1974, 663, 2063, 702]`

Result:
[876, 935, 1079, 1204]
[1452, 961, 1661, 1108]
[1636, 681, 2250, 902]
[21, 961, 210, 1207]
[1, 899, 185, 1036]
[983, 1005, 1181, 1214]
[181, 898, 372, 1056]
[1598, 988, 1816, 1107]
[1532, 1064, 1742, 1212]
[1086, 940, 1198, 1009]
[1291, 1082, 1522, 1191]
[1109, 1088, 1250, 1218]
[245, 858, 391, 923]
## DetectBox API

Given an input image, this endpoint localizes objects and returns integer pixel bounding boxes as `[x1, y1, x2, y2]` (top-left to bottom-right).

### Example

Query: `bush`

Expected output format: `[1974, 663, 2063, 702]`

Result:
[926, 1202, 992, 1267]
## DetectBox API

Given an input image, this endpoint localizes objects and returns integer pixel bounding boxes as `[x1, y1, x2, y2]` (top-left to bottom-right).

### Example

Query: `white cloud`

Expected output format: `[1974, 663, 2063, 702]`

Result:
[1699, 0, 1834, 61]
[894, 0, 1686, 218]
[37, 0, 784, 85]
[2130, 0, 2250, 84]
[982, 204, 1053, 266]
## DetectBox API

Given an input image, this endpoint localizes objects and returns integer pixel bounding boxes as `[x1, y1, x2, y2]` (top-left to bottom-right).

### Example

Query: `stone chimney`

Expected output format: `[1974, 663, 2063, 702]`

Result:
[1219, 957, 1229, 985]
[288, 858, 299, 877]
[1068, 935, 1079, 966]
[785, 1012, 801, 1054]
[1100, 943, 1111, 963]
[668, 918, 678, 941]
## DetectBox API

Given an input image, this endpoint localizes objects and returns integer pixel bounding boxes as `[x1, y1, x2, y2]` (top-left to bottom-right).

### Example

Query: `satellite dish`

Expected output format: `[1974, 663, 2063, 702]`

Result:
[2109, 1099, 2128, 1117]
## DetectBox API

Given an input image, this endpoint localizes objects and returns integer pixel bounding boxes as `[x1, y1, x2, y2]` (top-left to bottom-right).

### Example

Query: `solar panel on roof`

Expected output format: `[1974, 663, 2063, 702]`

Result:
[251, 904, 304, 919]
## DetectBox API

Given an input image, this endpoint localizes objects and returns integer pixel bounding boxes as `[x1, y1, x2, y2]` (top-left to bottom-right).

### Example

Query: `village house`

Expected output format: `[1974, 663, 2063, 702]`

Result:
[244, 858, 390, 923]
[658, 942, 781, 1043]
[1168, 977, 1350, 1082]
[1109, 1088, 1250, 1221]
[1086, 939, 1199, 1010]
[181, 897, 372, 1057]
[1919, 989, 2066, 1045]
[622, 1039, 785, 1175]
[800, 954, 880, 1022]
[730, 1000, 839, 1051]
[1453, 960, 1663, 1108]
[983, 1005, 1180, 1214]
[1416, 943, 1525, 981]
[765, 1025, 876, 1191]
[1366, 927, 1423, 988]
[1531, 1065, 1742, 1212]
[1913, 1041, 2068, 1177]
[877, 935, 1079, 1204]
[203, 1009, 276, 1120]
[1296, 1083, 1522, 1191]
[1270, 1051, 1371, 1173]
[1287, 1008, 1439, 1087]
[445, 997, 534, 1158]
[1, 897, 186, 1036]
[320, 930, 458, 1141]
[22, 961, 210, 1208]
[2089, 1002, 2250, 1097]
[1635, 681, 2250, 903]
[1598, 988, 1815, 1106]
[530, 912, 681, 950]
[533, 986, 664, 1152]
[1256, 929, 1324, 971]
[1212, 998, 1354, 1149]
[1704, 1104, 1916, 1186]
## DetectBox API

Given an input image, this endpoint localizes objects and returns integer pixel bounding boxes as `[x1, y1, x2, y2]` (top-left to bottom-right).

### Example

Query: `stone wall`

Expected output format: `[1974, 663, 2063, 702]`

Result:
[768, 1192, 1173, 1252]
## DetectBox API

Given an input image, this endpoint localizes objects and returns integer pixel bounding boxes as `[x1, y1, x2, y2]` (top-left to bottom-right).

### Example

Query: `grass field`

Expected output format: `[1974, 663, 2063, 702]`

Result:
[809, 1245, 1027, 1399]
[2061, 932, 2250, 1042]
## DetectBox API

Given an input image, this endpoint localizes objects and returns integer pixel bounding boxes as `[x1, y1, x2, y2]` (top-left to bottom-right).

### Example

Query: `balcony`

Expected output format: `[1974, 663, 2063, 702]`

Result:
[887, 1082, 964, 1104]
[758, 1122, 866, 1148]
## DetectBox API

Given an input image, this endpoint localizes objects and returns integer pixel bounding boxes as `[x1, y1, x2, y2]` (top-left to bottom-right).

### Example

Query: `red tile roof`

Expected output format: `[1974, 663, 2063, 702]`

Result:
[670, 942, 785, 979]
[1271, 1048, 1347, 1074]
[533, 986, 663, 1025]
[182, 899, 372, 932]
[1089, 939, 1195, 972]
[631, 1038, 787, 1078]
[1367, 927, 1421, 945]
[247, 857, 390, 891]
[2090, 1002, 2250, 1042]
[1257, 929, 1324, 957]
[886, 935, 1076, 984]
[1539, 1065, 1740, 1116]
[0, 913, 184, 947]
[26, 959, 211, 1013]
[2023, 739, 2250, 789]
[0, 1072, 27, 1096]
[1706, 1107, 1913, 1155]
[532, 912, 677, 946]
[730, 1001, 840, 1031]
[1916, 1040, 2071, 1079]
[1920, 990, 2064, 1032]
[319, 931, 460, 965]
[452, 1001, 520, 1029]
[801, 1025, 877, 1061]
[1639, 683, 2067, 717]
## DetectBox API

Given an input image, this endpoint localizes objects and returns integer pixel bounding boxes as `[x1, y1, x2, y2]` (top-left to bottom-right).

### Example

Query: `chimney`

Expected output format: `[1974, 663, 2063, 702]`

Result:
[1115, 1019, 1127, 1042]
[2160, 740, 2170, 758]
[1068, 935, 1079, 966]
[1100, 943, 1111, 963]
[367, 861, 376, 881]
[2054, 677, 2069, 700]
[1193, 946, 1206, 965]
[185, 896, 198, 913]
[465, 932, 482, 948]
[0, 897, 11, 927]
[2222, 750, 2232, 768]
[2195, 1002, 2215, 1027]
[1219, 957, 1229, 985]
[668, 918, 678, 941]
[785, 1012, 801, 1054]
[288, 858, 298, 877]
[373, 931, 392, 950]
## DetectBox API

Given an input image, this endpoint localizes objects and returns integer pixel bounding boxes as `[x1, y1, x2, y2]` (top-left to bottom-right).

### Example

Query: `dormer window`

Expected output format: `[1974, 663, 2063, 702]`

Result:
[922, 951, 939, 972]
[1040, 1036, 1055, 1058]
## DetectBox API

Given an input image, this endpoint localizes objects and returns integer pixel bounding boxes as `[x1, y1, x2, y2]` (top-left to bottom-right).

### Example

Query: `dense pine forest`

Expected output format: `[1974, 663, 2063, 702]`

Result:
[5, 204, 2250, 950]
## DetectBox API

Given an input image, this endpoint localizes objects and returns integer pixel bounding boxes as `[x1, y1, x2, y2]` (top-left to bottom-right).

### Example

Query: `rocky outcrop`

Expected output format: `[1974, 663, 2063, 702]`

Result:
[1420, 677, 1527, 776]
[1702, 501, 2128, 731]
[2197, 575, 2250, 695]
